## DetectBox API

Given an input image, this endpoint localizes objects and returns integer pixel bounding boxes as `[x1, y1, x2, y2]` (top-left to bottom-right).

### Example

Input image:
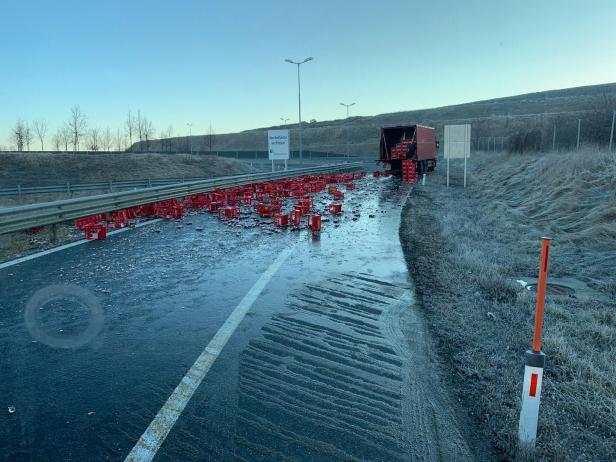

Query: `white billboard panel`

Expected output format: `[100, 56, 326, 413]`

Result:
[444, 124, 471, 159]
[268, 130, 290, 160]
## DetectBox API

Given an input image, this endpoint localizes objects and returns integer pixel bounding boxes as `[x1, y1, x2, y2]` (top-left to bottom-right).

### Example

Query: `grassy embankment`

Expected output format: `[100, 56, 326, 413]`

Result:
[400, 149, 616, 461]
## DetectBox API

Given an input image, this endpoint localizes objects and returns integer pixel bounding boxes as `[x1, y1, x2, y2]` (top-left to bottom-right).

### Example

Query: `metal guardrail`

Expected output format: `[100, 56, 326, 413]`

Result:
[0, 156, 366, 198]
[0, 163, 363, 235]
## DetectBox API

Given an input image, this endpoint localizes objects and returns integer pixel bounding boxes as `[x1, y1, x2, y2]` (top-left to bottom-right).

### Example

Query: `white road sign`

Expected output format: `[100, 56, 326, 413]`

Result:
[268, 130, 290, 160]
[444, 124, 471, 159]
[444, 124, 472, 187]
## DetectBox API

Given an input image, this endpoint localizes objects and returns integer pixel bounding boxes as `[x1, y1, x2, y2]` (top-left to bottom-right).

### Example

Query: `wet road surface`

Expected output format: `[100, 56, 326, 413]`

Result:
[0, 177, 473, 461]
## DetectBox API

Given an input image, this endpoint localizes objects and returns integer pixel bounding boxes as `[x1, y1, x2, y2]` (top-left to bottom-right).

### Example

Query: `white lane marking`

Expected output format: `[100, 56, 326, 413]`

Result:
[0, 219, 162, 270]
[124, 244, 296, 462]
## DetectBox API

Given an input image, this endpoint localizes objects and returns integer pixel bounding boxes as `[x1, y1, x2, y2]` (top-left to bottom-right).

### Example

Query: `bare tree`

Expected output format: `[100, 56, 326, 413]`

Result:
[11, 119, 26, 152]
[33, 119, 48, 151]
[66, 106, 87, 152]
[61, 126, 71, 151]
[136, 110, 145, 151]
[24, 122, 33, 151]
[115, 127, 124, 151]
[143, 117, 154, 152]
[87, 127, 101, 151]
[125, 110, 135, 150]
[102, 126, 112, 151]
[52, 130, 62, 151]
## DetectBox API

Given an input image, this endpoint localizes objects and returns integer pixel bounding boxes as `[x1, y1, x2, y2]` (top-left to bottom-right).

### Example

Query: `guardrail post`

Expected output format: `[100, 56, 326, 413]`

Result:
[17, 184, 22, 199]
[147, 178, 152, 188]
[108, 181, 113, 193]
[67, 182, 72, 197]
[50, 224, 58, 243]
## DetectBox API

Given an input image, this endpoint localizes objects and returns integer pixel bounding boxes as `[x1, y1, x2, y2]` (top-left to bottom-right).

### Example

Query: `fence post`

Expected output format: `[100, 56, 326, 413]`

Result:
[609, 110, 615, 152]
[576, 119, 581, 151]
[552, 124, 556, 152]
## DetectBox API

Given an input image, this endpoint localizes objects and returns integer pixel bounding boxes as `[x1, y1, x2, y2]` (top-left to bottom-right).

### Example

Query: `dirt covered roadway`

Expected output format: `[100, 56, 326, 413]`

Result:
[1, 174, 478, 461]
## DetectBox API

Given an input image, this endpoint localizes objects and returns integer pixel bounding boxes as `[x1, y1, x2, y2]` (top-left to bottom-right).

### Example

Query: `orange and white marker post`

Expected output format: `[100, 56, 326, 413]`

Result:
[518, 237, 551, 447]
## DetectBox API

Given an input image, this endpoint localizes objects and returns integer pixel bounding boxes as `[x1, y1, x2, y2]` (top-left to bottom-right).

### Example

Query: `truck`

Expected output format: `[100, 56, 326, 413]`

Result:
[378, 125, 438, 175]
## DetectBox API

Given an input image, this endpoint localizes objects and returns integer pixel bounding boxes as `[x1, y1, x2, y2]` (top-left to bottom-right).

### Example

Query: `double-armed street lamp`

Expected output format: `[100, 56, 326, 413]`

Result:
[285, 57, 313, 164]
[186, 122, 193, 155]
[340, 102, 356, 160]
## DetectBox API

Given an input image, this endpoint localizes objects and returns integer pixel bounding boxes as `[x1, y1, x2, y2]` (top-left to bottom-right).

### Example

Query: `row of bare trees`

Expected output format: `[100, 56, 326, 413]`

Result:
[10, 119, 49, 151]
[8, 106, 157, 153]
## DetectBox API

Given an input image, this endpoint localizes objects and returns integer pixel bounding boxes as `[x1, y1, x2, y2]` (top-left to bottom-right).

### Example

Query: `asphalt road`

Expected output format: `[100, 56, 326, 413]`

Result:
[0, 176, 473, 461]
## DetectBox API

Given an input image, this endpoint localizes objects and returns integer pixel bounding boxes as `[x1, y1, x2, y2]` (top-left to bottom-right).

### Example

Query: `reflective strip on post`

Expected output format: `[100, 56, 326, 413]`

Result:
[519, 362, 544, 445]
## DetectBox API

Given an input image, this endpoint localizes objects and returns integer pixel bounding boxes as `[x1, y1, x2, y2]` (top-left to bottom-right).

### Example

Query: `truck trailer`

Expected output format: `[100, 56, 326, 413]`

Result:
[378, 125, 438, 175]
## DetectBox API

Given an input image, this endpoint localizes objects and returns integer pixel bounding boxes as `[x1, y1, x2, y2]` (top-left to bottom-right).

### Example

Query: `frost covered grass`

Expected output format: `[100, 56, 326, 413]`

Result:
[400, 149, 616, 461]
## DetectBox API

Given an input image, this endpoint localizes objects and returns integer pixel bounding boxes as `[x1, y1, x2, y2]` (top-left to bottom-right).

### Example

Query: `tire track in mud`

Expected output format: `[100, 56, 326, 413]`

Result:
[232, 271, 449, 461]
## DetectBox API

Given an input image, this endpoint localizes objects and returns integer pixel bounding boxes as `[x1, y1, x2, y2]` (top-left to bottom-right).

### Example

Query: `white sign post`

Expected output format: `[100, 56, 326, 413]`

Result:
[268, 129, 290, 172]
[444, 124, 471, 187]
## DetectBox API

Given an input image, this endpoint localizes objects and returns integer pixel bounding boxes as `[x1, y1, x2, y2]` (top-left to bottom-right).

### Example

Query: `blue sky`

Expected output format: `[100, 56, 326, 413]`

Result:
[1, 0, 615, 145]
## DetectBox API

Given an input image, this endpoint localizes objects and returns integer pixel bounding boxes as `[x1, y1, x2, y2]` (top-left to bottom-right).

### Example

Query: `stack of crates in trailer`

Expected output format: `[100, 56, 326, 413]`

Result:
[390, 139, 413, 160]
[402, 160, 417, 183]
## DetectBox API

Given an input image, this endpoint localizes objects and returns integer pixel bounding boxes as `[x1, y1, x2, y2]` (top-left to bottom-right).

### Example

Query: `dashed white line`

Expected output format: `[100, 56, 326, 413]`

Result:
[123, 243, 296, 462]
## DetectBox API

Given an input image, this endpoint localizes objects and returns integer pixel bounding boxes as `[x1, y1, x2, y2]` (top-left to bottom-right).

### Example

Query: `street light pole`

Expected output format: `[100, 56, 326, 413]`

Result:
[285, 57, 313, 165]
[186, 123, 193, 155]
[280, 118, 290, 170]
[340, 102, 356, 161]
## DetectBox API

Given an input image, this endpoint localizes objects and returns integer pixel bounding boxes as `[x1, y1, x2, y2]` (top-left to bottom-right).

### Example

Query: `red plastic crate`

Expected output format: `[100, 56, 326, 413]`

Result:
[308, 214, 321, 232]
[219, 206, 240, 219]
[289, 209, 302, 226]
[273, 213, 289, 227]
[84, 223, 107, 240]
[329, 203, 342, 215]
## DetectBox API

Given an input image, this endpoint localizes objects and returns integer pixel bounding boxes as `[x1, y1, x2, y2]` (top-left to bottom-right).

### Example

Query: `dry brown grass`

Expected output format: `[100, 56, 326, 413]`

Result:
[400, 149, 616, 461]
[0, 152, 250, 187]
[0, 225, 75, 262]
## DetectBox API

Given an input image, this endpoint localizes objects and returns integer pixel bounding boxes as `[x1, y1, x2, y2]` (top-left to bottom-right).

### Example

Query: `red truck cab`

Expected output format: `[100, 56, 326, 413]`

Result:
[378, 125, 438, 175]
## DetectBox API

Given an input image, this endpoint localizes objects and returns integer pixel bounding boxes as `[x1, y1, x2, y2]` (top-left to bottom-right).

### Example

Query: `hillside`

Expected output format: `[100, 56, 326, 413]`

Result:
[0, 152, 250, 187]
[136, 82, 616, 155]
